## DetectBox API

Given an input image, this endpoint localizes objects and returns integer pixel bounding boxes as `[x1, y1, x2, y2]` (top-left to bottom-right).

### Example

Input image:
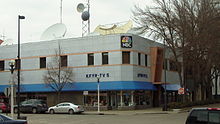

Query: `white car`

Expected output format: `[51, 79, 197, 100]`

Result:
[48, 102, 84, 114]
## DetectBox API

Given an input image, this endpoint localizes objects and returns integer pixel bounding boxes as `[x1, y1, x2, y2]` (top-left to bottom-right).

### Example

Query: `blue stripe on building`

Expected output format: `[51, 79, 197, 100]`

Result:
[0, 81, 157, 93]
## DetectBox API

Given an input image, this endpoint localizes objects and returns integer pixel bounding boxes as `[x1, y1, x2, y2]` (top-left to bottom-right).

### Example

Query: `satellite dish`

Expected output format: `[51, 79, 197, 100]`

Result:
[77, 3, 85, 13]
[0, 39, 3, 45]
[1, 39, 14, 46]
[40, 23, 67, 40]
[81, 11, 90, 21]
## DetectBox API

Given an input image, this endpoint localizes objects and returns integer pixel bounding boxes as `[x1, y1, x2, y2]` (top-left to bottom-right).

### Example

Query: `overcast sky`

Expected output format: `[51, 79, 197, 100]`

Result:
[0, 0, 153, 44]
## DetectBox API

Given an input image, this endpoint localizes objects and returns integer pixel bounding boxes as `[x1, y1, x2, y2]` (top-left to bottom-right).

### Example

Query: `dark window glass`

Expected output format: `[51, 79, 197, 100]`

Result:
[122, 51, 130, 64]
[209, 111, 220, 123]
[61, 55, 67, 67]
[138, 53, 141, 65]
[88, 53, 94, 65]
[145, 55, 148, 66]
[189, 110, 208, 123]
[0, 61, 4, 71]
[15, 59, 21, 70]
[163, 59, 168, 70]
[169, 60, 178, 71]
[40, 57, 46, 68]
[102, 52, 108, 65]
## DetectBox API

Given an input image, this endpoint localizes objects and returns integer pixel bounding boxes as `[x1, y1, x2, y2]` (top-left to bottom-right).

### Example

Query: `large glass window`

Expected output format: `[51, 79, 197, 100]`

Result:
[83, 91, 107, 106]
[102, 52, 108, 65]
[40, 57, 46, 68]
[0, 61, 4, 71]
[61, 55, 67, 67]
[122, 51, 130, 64]
[88, 53, 94, 65]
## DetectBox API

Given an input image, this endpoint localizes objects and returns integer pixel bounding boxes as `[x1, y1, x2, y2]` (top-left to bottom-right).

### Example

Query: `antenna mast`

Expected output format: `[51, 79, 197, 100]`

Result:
[60, 0, 63, 23]
[77, 0, 90, 37]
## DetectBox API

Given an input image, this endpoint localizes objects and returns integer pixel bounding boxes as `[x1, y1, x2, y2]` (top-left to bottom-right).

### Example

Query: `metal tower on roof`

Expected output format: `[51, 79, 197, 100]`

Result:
[77, 0, 90, 37]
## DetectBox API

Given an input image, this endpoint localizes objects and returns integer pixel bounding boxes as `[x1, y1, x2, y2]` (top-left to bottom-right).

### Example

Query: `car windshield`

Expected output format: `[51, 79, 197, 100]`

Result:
[0, 114, 12, 121]
[209, 111, 220, 123]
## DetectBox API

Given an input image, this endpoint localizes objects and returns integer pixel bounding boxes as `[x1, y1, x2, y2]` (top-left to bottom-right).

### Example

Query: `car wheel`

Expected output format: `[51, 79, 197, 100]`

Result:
[32, 108, 37, 114]
[68, 109, 74, 114]
[49, 109, 55, 114]
[14, 108, 18, 113]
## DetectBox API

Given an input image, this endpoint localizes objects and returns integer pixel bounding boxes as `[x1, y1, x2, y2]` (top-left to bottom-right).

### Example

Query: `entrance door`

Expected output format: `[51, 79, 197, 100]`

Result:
[108, 91, 118, 109]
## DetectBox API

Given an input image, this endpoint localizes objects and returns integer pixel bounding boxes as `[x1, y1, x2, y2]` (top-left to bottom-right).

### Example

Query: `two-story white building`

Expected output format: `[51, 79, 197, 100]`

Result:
[0, 33, 181, 110]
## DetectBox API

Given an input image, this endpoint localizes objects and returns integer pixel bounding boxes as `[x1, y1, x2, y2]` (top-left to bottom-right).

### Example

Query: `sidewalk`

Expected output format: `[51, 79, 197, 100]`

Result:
[83, 107, 176, 115]
[83, 103, 220, 115]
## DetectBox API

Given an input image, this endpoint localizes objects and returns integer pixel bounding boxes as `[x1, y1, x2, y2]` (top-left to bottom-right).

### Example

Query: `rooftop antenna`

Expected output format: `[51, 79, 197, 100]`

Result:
[60, 0, 63, 23]
[77, 0, 90, 37]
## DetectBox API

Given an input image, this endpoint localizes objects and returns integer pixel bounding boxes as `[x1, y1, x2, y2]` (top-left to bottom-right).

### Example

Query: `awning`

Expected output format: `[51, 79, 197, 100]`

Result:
[162, 84, 181, 91]
[0, 81, 157, 93]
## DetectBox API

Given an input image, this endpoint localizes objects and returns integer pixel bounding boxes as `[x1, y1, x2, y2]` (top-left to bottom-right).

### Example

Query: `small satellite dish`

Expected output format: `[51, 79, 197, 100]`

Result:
[0, 39, 3, 45]
[40, 23, 67, 40]
[77, 3, 85, 13]
[1, 39, 14, 46]
[81, 11, 90, 21]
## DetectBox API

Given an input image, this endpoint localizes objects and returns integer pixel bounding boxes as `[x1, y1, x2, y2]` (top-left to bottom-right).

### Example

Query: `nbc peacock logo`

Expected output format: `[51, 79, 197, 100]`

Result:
[121, 36, 132, 48]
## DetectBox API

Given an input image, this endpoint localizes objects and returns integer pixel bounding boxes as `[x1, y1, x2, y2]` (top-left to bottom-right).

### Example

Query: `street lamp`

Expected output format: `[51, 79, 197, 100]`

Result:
[9, 60, 15, 119]
[96, 75, 100, 113]
[163, 40, 167, 111]
[17, 15, 25, 119]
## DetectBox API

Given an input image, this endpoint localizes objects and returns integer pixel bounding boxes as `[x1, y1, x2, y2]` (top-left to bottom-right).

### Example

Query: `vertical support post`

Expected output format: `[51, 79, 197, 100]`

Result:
[97, 78, 100, 113]
[131, 91, 134, 106]
[120, 91, 123, 106]
[10, 76, 14, 119]
[163, 41, 167, 111]
[17, 15, 25, 119]
[17, 15, 21, 119]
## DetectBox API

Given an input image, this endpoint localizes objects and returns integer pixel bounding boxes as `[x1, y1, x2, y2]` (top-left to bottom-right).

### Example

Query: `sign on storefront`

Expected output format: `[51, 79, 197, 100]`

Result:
[86, 73, 110, 78]
[83, 91, 89, 95]
[137, 73, 148, 78]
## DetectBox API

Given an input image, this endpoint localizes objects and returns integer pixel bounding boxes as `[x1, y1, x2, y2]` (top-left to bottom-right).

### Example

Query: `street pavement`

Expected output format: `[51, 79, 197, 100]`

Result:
[5, 103, 220, 124]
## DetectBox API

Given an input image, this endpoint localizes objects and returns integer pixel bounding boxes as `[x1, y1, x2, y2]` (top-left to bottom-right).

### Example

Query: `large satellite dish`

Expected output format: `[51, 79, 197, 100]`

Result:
[77, 3, 85, 13]
[40, 23, 67, 41]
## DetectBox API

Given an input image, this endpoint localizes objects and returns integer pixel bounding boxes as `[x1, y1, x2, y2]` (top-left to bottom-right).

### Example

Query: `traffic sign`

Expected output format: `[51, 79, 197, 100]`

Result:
[178, 88, 185, 95]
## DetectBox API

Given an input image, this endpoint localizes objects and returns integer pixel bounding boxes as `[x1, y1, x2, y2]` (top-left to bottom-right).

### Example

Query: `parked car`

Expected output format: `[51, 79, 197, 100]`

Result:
[14, 99, 48, 114]
[0, 114, 27, 124]
[48, 102, 84, 114]
[186, 108, 220, 124]
[0, 103, 10, 113]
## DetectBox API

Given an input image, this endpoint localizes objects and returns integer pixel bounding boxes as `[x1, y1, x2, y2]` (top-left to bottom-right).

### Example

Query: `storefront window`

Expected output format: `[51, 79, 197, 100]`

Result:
[134, 91, 151, 106]
[84, 91, 107, 106]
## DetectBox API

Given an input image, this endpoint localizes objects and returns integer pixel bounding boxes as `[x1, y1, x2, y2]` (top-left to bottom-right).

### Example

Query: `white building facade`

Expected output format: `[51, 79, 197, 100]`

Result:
[0, 34, 181, 110]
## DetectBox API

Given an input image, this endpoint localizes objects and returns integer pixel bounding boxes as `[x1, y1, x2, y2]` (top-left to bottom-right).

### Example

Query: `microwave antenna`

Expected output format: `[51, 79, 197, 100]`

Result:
[77, 0, 90, 37]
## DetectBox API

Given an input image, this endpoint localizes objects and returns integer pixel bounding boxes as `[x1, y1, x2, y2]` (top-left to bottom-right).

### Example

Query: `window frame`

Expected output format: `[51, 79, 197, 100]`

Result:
[88, 53, 94, 66]
[122, 51, 130, 64]
[0, 61, 4, 71]
[61, 55, 68, 67]
[40, 57, 46, 68]
[102, 52, 108, 65]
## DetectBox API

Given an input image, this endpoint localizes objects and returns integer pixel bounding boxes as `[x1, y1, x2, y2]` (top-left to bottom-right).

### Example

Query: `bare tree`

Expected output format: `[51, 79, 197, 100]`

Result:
[133, 0, 220, 101]
[43, 44, 73, 103]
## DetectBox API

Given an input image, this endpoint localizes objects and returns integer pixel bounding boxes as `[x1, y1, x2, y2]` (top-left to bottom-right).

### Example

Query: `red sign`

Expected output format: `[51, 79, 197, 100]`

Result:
[178, 88, 185, 95]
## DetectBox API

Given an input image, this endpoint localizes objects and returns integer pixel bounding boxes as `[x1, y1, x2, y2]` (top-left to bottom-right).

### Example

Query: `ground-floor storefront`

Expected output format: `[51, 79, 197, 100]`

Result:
[0, 81, 181, 110]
